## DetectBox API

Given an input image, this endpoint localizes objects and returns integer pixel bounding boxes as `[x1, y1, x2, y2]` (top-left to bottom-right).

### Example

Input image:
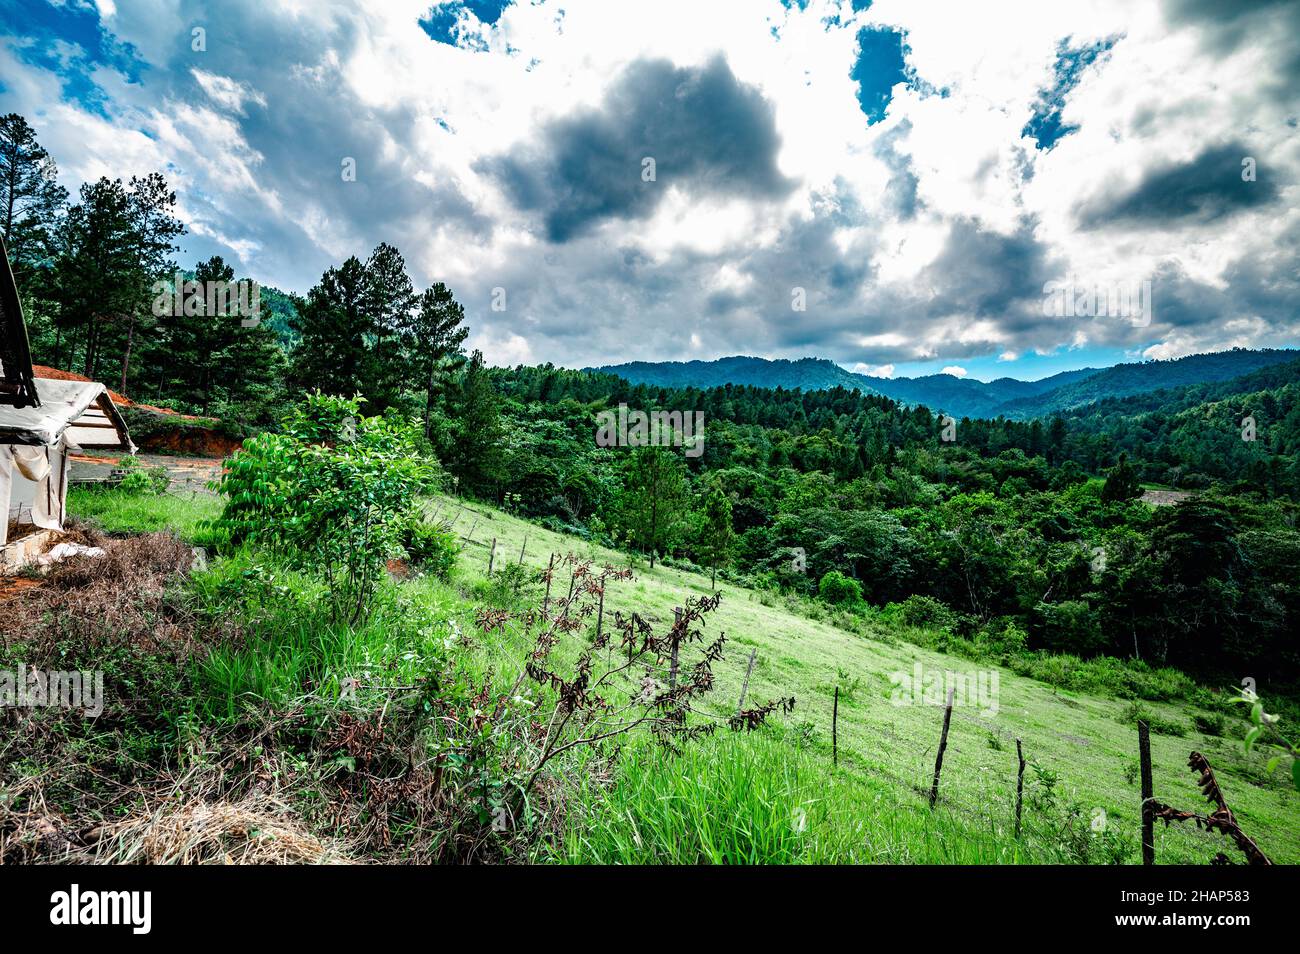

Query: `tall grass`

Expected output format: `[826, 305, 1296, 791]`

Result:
[547, 732, 1051, 864]
[68, 486, 222, 543]
[191, 553, 465, 720]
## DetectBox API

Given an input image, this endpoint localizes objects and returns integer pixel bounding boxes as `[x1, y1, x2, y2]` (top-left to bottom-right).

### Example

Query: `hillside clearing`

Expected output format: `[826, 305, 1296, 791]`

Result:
[431, 495, 1298, 864]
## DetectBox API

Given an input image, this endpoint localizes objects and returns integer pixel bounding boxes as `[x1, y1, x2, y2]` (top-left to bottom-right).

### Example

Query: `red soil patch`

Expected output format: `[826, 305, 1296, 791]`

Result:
[0, 577, 42, 602]
[34, 365, 239, 457]
[33, 365, 212, 422]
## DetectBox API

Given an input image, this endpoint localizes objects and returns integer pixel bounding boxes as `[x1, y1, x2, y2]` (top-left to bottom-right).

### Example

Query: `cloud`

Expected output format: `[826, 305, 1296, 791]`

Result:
[1076, 142, 1280, 228]
[191, 69, 266, 115]
[941, 365, 968, 377]
[478, 55, 795, 243]
[0, 0, 1295, 372]
[852, 362, 895, 378]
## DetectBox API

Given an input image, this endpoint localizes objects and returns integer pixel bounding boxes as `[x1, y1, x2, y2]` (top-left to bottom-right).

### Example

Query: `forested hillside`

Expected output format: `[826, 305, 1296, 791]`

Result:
[433, 361, 1300, 682]
[596, 350, 1298, 419]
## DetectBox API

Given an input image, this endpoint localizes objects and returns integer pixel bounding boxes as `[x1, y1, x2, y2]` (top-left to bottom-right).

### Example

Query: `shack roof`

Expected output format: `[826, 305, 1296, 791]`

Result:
[0, 377, 134, 451]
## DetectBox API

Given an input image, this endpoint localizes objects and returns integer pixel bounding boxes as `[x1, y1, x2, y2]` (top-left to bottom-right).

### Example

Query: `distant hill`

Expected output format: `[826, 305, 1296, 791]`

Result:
[592, 348, 1300, 420]
[994, 348, 1300, 419]
[589, 356, 875, 394]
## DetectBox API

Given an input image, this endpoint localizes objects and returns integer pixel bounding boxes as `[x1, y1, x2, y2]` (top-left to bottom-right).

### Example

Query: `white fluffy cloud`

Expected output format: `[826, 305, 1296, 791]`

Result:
[1, 0, 1296, 370]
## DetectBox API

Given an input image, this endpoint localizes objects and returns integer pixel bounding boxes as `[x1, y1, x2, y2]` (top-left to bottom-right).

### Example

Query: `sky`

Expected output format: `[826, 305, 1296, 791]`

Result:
[1, 0, 1297, 382]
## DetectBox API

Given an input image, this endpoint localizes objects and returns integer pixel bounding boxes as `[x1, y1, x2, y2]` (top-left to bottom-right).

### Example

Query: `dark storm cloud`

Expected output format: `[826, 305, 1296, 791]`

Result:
[1075, 142, 1279, 229]
[1164, 0, 1300, 55]
[478, 55, 795, 243]
[920, 218, 1058, 321]
[1163, 0, 1300, 104]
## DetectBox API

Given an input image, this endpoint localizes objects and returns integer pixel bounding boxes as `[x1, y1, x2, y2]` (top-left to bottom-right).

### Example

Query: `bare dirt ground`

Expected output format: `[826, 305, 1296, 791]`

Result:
[1139, 488, 1194, 506]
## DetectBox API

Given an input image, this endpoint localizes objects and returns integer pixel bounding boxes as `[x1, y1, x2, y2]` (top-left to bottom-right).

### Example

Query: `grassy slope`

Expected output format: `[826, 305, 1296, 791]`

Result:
[62, 489, 1298, 863]
[432, 496, 1298, 864]
[67, 486, 221, 542]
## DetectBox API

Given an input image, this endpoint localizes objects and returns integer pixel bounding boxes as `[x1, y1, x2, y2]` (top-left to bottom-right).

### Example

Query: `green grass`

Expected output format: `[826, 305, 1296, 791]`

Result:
[67, 486, 222, 543]
[433, 495, 1300, 865]
[546, 733, 1067, 864]
[66, 488, 1300, 864]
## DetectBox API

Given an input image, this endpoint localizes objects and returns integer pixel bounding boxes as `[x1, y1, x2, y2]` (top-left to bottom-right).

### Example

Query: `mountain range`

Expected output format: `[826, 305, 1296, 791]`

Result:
[591, 349, 1300, 420]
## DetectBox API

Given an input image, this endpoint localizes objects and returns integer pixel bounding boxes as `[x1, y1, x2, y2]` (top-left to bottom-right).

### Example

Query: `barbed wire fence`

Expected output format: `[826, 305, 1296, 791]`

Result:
[447, 529, 1277, 864]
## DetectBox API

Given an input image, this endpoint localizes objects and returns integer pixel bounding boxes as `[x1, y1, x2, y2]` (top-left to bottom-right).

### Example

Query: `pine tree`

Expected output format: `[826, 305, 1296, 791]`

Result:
[291, 256, 370, 399]
[0, 113, 67, 278]
[362, 242, 416, 408]
[447, 350, 506, 497]
[1101, 452, 1142, 503]
[699, 478, 734, 589]
[407, 282, 469, 435]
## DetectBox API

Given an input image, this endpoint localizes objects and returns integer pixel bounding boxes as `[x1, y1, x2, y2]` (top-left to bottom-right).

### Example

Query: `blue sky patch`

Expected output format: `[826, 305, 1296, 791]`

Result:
[419, 1, 513, 46]
[850, 26, 908, 124]
[1023, 36, 1118, 150]
[1, 0, 145, 117]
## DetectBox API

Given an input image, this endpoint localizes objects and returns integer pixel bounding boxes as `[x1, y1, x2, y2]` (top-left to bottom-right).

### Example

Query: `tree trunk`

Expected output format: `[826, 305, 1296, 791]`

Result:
[119, 312, 135, 395]
[424, 363, 436, 437]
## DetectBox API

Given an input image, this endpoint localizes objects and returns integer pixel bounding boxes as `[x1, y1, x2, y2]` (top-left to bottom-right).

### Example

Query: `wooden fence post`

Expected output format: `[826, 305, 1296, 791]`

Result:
[542, 553, 554, 613]
[1015, 738, 1026, 838]
[487, 538, 496, 576]
[518, 534, 528, 566]
[832, 686, 839, 767]
[1139, 719, 1155, 866]
[737, 648, 757, 715]
[928, 686, 955, 808]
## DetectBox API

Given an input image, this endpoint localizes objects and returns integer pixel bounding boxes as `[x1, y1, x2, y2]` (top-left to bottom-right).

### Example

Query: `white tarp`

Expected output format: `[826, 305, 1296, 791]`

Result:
[0, 438, 70, 546]
[0, 377, 131, 447]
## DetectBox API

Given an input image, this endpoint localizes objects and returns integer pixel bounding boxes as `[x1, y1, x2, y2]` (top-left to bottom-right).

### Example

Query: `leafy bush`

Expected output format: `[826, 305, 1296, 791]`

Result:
[400, 517, 458, 580]
[115, 456, 169, 495]
[208, 392, 440, 624]
[1031, 600, 1106, 656]
[976, 617, 1028, 657]
[890, 594, 958, 632]
[818, 570, 862, 605]
[1119, 701, 1187, 736]
[1194, 712, 1226, 736]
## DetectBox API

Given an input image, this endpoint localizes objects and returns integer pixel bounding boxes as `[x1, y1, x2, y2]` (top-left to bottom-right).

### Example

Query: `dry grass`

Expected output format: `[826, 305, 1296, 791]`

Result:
[89, 792, 355, 865]
[0, 528, 219, 662]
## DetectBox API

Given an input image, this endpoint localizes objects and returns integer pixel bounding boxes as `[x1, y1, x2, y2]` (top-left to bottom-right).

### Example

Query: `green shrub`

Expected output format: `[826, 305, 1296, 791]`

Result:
[400, 518, 459, 580]
[817, 570, 862, 605]
[207, 392, 440, 624]
[891, 594, 958, 632]
[1194, 712, 1226, 737]
[115, 456, 170, 495]
[1119, 701, 1187, 737]
[1031, 600, 1106, 656]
